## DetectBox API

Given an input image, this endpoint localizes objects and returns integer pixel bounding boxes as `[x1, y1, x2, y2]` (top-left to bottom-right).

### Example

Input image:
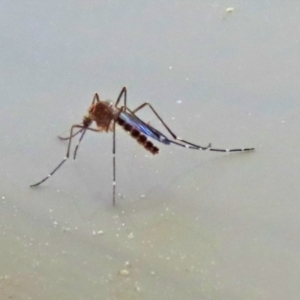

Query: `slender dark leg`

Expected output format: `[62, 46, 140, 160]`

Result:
[115, 87, 127, 108]
[58, 129, 83, 141]
[111, 105, 126, 206]
[30, 125, 99, 187]
[58, 92, 101, 154]
[132, 102, 254, 152]
[132, 103, 211, 150]
[112, 117, 116, 206]
[92, 93, 100, 104]
[111, 87, 127, 205]
[73, 127, 99, 160]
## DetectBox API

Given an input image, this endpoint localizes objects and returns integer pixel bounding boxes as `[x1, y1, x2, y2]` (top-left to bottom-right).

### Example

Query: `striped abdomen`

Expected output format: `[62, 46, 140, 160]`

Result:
[117, 118, 159, 155]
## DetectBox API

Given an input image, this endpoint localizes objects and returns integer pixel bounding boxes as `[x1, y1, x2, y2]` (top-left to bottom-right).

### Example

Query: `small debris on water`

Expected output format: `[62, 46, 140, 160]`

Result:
[127, 232, 134, 239]
[124, 261, 130, 267]
[177, 99, 182, 104]
[1, 196, 5, 200]
[62, 227, 71, 232]
[92, 230, 104, 236]
[0, 275, 11, 281]
[140, 194, 146, 198]
[226, 7, 234, 13]
[135, 283, 141, 292]
[169, 66, 173, 70]
[119, 269, 130, 276]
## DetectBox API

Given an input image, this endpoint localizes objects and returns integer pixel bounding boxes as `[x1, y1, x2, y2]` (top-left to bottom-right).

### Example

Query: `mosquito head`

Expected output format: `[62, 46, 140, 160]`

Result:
[83, 115, 92, 127]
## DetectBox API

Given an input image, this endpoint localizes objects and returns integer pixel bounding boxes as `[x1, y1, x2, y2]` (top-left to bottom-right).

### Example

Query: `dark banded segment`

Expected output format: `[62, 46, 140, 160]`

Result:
[117, 117, 159, 155]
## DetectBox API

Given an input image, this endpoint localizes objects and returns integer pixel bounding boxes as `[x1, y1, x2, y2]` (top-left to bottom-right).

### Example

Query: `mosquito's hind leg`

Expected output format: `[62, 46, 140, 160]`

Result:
[209, 147, 254, 152]
[132, 102, 254, 152]
[132, 102, 211, 150]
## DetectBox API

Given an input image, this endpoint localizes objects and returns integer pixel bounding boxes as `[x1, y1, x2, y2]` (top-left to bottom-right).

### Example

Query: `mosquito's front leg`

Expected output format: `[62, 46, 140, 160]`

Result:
[30, 124, 82, 187]
[72, 127, 99, 160]
[30, 125, 101, 187]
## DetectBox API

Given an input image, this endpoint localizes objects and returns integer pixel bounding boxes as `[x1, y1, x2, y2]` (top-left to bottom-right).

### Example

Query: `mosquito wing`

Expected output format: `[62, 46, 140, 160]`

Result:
[119, 111, 170, 145]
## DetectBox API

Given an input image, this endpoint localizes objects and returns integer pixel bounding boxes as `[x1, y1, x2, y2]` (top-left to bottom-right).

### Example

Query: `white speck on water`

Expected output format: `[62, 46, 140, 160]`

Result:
[128, 232, 134, 239]
[124, 261, 130, 267]
[62, 227, 71, 232]
[177, 99, 182, 104]
[140, 194, 146, 198]
[1, 196, 5, 200]
[135, 283, 141, 292]
[119, 269, 129, 276]
[169, 66, 173, 70]
[150, 271, 155, 275]
[226, 7, 234, 13]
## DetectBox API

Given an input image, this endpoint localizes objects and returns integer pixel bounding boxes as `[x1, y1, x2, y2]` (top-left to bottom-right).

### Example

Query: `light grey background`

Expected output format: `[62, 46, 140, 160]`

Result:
[1, 1, 299, 299]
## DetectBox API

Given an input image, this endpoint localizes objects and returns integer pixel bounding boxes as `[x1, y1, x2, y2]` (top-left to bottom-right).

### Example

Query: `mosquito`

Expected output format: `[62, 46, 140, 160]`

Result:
[30, 87, 254, 205]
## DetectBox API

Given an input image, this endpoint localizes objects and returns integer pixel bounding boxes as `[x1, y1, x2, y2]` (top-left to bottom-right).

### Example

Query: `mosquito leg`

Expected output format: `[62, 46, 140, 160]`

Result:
[111, 105, 126, 206]
[58, 129, 82, 140]
[112, 117, 117, 206]
[115, 87, 127, 108]
[92, 93, 100, 104]
[132, 103, 254, 152]
[209, 147, 254, 152]
[30, 125, 76, 187]
[73, 127, 100, 160]
[131, 103, 211, 150]
[30, 124, 85, 187]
